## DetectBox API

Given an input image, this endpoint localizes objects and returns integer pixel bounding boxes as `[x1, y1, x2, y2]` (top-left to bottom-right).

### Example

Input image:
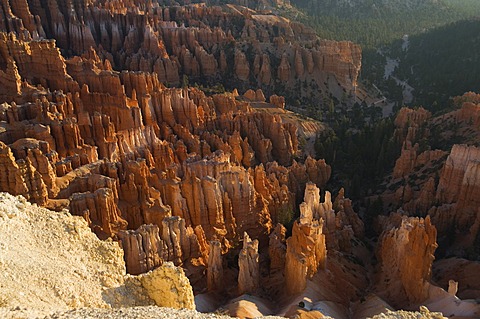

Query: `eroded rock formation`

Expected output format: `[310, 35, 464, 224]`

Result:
[433, 258, 480, 300]
[285, 209, 326, 294]
[3, 0, 477, 316]
[376, 215, 437, 307]
[281, 183, 363, 294]
[393, 142, 447, 179]
[379, 96, 480, 256]
[0, 0, 361, 106]
[118, 224, 164, 275]
[268, 223, 286, 272]
[207, 240, 223, 292]
[70, 188, 127, 239]
[0, 16, 338, 300]
[430, 144, 480, 250]
[238, 232, 260, 295]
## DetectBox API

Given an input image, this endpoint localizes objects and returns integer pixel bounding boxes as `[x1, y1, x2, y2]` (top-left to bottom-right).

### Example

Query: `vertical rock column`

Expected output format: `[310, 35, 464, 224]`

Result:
[269, 223, 286, 272]
[238, 232, 260, 295]
[69, 188, 127, 239]
[284, 207, 327, 294]
[160, 216, 207, 266]
[161, 216, 188, 266]
[118, 224, 164, 275]
[376, 216, 437, 306]
[207, 240, 223, 292]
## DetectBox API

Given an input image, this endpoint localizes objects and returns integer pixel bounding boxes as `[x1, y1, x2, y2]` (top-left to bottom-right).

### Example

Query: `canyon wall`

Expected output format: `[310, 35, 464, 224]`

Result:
[380, 95, 480, 256]
[0, 0, 361, 106]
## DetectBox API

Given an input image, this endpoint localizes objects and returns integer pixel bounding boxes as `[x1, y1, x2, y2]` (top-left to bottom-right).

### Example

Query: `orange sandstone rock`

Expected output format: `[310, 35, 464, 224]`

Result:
[285, 189, 327, 294]
[207, 240, 224, 292]
[69, 188, 127, 239]
[376, 215, 437, 307]
[238, 232, 260, 295]
[118, 224, 164, 275]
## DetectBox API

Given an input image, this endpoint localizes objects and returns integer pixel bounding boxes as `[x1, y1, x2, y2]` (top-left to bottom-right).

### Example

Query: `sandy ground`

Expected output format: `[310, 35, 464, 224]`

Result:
[0, 306, 287, 319]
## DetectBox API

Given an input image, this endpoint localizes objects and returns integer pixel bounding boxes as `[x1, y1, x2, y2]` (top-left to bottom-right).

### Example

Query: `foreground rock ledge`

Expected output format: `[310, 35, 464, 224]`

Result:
[139, 262, 195, 310]
[0, 192, 191, 316]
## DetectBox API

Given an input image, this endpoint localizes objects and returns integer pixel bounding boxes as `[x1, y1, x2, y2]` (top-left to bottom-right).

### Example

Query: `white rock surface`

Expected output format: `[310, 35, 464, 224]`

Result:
[0, 193, 151, 317]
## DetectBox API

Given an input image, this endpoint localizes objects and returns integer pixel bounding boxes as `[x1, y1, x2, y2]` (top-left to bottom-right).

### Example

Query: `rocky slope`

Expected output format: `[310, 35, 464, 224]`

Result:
[0, 192, 197, 316]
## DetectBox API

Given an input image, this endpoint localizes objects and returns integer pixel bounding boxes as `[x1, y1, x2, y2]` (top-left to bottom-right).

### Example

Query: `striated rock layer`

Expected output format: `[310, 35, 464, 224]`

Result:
[0, 0, 361, 105]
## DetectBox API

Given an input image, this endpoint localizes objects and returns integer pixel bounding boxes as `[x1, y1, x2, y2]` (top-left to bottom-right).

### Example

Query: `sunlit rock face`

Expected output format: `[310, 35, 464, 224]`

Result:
[376, 215, 437, 307]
